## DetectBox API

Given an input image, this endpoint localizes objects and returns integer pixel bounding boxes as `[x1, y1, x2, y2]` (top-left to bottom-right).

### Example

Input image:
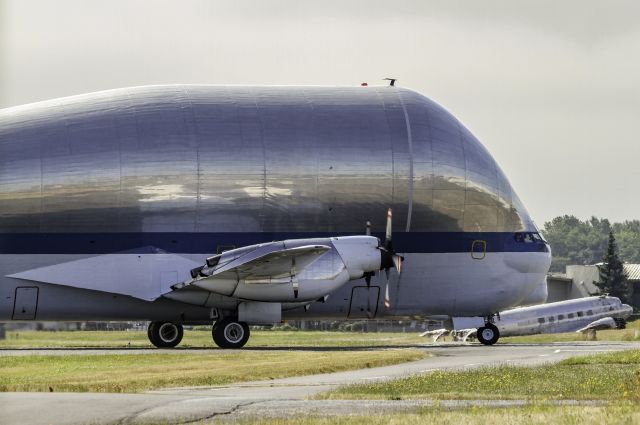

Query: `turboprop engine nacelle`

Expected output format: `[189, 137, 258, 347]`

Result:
[330, 236, 380, 279]
[186, 236, 384, 303]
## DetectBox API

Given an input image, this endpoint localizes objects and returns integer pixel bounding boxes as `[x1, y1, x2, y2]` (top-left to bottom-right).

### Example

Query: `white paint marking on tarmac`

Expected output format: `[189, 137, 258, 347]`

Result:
[361, 376, 387, 381]
[420, 369, 435, 373]
[554, 349, 616, 354]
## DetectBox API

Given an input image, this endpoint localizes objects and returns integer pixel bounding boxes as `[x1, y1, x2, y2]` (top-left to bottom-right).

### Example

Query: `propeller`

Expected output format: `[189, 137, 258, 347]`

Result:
[362, 208, 404, 317]
[379, 208, 404, 310]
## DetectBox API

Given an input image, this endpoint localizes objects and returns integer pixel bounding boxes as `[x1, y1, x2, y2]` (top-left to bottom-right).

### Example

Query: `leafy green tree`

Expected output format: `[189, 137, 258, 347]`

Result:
[541, 215, 610, 272]
[613, 220, 640, 263]
[593, 232, 630, 303]
[542, 216, 640, 272]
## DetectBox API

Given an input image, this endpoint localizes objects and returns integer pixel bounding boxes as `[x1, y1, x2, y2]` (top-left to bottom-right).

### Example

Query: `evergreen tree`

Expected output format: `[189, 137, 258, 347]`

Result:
[593, 232, 631, 303]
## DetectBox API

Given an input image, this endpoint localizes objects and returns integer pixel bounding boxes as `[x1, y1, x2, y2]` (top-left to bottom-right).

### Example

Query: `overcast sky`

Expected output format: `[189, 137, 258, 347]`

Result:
[1, 0, 639, 226]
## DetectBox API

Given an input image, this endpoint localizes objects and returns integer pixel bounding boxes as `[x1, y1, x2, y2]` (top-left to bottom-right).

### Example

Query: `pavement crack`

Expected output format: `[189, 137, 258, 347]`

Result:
[177, 400, 262, 424]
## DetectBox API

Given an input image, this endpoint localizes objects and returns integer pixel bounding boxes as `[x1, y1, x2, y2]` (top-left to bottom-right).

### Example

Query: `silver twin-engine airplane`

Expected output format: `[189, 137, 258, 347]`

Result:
[0, 84, 551, 348]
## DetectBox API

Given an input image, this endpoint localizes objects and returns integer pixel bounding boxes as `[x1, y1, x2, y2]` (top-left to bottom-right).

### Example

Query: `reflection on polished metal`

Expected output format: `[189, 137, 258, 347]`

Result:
[0, 85, 551, 334]
[0, 85, 533, 235]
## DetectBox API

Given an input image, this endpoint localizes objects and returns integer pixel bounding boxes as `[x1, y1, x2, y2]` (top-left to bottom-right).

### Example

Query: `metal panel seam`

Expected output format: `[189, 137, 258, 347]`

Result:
[396, 89, 414, 232]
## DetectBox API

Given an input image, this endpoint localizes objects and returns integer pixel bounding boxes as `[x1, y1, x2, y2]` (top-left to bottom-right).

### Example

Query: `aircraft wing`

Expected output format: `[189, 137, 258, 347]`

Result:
[576, 317, 616, 333]
[204, 245, 331, 281]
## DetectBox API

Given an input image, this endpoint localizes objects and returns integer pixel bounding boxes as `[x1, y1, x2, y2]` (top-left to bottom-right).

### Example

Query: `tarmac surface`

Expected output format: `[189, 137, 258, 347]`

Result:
[1, 341, 638, 424]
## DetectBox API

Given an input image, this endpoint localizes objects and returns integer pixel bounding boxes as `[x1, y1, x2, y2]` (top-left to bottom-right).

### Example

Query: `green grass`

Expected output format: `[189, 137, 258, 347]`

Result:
[318, 349, 640, 401]
[500, 319, 640, 344]
[0, 348, 426, 393]
[2, 320, 637, 349]
[221, 404, 640, 425]
[0, 330, 428, 393]
[0, 329, 425, 349]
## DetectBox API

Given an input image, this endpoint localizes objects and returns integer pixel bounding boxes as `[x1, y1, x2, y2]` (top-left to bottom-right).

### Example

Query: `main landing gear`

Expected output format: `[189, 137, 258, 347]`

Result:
[212, 318, 250, 349]
[147, 321, 184, 348]
[146, 318, 251, 349]
[476, 322, 500, 345]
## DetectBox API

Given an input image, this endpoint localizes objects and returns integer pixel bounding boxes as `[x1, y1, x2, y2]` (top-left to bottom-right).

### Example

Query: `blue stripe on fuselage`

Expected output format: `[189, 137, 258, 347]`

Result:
[0, 232, 548, 254]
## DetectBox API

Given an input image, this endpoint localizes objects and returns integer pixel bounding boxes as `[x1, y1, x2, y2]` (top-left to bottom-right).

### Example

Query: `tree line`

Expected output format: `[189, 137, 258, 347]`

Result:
[541, 216, 640, 273]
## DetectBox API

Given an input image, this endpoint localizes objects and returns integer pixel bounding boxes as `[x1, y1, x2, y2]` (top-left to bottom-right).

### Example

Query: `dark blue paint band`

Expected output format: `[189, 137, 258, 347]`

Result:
[0, 232, 548, 255]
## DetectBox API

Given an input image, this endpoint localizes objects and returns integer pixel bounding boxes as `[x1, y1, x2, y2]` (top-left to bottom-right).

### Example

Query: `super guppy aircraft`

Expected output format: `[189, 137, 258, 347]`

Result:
[0, 84, 551, 347]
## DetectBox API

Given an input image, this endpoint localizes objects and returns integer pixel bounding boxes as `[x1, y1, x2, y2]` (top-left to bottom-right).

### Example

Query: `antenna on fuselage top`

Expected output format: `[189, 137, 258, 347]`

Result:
[383, 78, 397, 86]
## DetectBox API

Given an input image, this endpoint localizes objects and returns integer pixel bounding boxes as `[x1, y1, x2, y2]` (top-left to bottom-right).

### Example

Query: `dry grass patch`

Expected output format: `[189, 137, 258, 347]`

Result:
[168, 404, 640, 425]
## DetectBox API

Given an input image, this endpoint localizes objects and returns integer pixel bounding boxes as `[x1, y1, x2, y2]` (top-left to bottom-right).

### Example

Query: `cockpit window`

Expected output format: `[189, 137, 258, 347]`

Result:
[514, 232, 546, 243]
[531, 233, 544, 242]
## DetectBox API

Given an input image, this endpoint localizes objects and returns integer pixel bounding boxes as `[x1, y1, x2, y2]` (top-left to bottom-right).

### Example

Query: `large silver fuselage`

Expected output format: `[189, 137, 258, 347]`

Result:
[0, 85, 551, 323]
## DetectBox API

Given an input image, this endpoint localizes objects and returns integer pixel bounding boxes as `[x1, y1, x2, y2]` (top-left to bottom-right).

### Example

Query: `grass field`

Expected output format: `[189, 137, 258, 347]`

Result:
[0, 329, 425, 349]
[225, 405, 640, 425]
[0, 330, 427, 392]
[0, 348, 425, 393]
[318, 349, 640, 401]
[2, 321, 638, 349]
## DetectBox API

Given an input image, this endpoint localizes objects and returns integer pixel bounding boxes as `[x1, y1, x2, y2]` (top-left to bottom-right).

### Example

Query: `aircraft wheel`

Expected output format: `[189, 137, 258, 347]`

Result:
[147, 322, 158, 345]
[212, 318, 250, 349]
[148, 321, 184, 348]
[476, 323, 500, 345]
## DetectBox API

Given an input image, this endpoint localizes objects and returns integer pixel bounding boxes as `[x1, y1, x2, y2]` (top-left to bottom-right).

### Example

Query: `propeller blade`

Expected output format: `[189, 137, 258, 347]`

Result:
[384, 281, 391, 309]
[365, 219, 371, 236]
[383, 268, 391, 309]
[366, 282, 372, 318]
[393, 255, 403, 273]
[385, 208, 393, 250]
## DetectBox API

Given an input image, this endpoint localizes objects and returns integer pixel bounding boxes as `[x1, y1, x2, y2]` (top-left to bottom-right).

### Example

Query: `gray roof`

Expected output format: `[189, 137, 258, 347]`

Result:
[624, 264, 640, 281]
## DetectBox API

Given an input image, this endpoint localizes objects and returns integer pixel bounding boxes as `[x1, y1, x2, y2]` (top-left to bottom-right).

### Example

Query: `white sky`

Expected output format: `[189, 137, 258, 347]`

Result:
[1, 0, 639, 225]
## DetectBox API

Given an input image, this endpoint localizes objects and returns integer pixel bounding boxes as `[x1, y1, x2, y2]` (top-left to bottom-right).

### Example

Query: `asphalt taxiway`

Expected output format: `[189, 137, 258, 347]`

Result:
[1, 341, 638, 425]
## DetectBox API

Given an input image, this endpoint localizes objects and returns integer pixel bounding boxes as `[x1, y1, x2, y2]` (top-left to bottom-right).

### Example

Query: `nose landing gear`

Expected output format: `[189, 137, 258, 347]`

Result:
[476, 322, 500, 345]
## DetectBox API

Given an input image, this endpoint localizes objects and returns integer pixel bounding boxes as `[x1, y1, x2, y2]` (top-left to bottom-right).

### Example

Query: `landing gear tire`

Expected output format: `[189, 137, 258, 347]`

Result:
[147, 321, 184, 348]
[212, 318, 250, 349]
[614, 318, 627, 329]
[477, 323, 500, 345]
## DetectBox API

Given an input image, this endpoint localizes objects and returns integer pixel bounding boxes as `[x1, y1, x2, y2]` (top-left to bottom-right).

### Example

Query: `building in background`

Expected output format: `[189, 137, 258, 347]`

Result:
[547, 264, 640, 311]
